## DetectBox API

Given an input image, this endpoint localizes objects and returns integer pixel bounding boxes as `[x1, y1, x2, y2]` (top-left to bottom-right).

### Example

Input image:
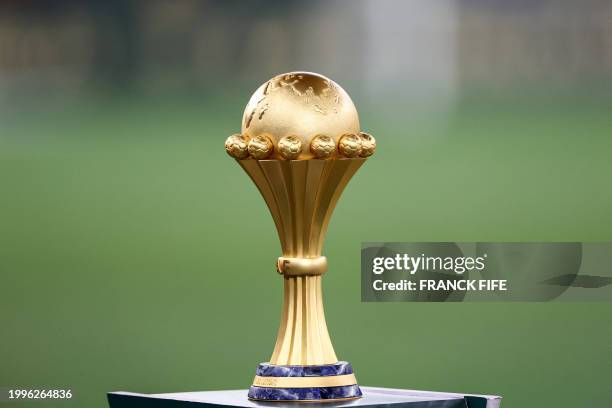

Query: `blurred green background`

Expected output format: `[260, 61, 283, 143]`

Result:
[1, 1, 611, 407]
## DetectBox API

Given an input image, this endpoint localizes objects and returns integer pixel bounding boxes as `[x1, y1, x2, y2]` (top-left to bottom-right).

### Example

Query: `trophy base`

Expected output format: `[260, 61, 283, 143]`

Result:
[248, 361, 361, 401]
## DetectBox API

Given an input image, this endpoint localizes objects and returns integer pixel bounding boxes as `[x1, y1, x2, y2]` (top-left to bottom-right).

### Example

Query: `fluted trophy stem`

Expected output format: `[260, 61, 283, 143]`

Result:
[225, 72, 375, 401]
[270, 275, 337, 366]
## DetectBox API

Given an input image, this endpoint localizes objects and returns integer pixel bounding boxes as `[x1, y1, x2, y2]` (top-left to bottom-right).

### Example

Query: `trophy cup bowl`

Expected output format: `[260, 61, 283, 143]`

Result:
[225, 72, 376, 402]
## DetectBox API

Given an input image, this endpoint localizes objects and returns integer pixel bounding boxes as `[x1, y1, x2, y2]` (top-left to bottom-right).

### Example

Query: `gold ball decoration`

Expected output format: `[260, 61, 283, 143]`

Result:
[225, 134, 250, 159]
[359, 132, 376, 157]
[338, 133, 362, 158]
[248, 135, 274, 159]
[310, 135, 336, 159]
[241, 72, 360, 160]
[278, 135, 303, 160]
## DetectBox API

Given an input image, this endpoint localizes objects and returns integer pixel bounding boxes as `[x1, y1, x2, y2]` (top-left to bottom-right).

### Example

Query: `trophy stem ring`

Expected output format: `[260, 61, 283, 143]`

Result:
[225, 72, 376, 402]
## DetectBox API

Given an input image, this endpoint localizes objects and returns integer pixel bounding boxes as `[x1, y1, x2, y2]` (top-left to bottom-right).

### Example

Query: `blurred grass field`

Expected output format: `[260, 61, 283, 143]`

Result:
[1, 89, 612, 407]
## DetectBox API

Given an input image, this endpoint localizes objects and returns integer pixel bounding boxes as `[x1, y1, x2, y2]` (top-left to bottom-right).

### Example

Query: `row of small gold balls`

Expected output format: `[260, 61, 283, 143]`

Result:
[225, 132, 376, 160]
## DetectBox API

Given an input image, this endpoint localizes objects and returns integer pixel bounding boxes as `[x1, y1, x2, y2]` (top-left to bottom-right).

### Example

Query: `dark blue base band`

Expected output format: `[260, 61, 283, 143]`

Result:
[255, 361, 354, 377]
[248, 384, 362, 401]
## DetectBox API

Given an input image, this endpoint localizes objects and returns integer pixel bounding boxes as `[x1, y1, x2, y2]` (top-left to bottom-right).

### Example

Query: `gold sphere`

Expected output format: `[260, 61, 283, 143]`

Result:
[248, 135, 274, 159]
[338, 133, 362, 158]
[359, 132, 376, 157]
[225, 134, 250, 159]
[310, 135, 336, 159]
[278, 135, 302, 160]
[241, 72, 360, 160]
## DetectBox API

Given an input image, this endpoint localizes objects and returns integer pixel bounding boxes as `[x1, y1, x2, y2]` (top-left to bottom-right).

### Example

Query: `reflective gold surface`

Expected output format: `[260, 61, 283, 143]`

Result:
[359, 132, 377, 157]
[277, 256, 327, 277]
[247, 135, 274, 159]
[228, 72, 371, 370]
[338, 134, 362, 158]
[310, 135, 336, 159]
[238, 158, 364, 365]
[238, 159, 365, 257]
[224, 134, 250, 159]
[277, 135, 303, 160]
[241, 72, 360, 160]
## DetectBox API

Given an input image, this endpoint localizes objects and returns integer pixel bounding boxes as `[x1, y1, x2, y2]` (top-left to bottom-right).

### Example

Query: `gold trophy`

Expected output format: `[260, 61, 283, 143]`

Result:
[224, 72, 375, 402]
